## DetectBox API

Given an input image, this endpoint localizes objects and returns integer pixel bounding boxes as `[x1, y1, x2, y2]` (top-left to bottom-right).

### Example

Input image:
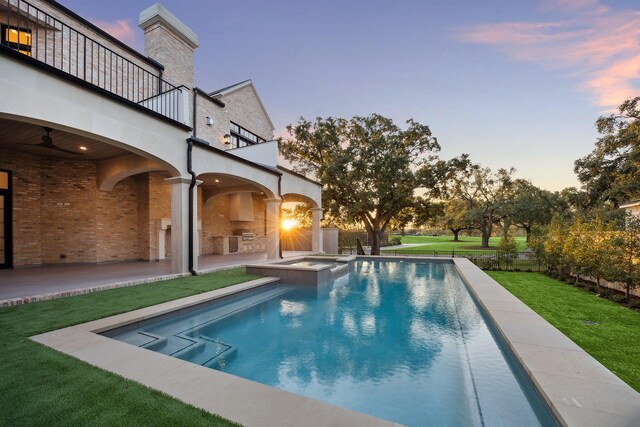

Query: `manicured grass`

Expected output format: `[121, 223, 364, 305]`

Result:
[487, 271, 640, 392]
[385, 235, 528, 252]
[0, 268, 260, 426]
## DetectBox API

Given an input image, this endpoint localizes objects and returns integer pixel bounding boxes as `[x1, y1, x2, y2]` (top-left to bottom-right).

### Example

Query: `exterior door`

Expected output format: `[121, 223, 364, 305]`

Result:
[0, 169, 12, 269]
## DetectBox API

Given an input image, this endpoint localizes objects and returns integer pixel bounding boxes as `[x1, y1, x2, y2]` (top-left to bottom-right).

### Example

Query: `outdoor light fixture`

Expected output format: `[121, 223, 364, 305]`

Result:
[223, 134, 230, 144]
[206, 116, 213, 126]
[215, 179, 220, 183]
[79, 146, 87, 151]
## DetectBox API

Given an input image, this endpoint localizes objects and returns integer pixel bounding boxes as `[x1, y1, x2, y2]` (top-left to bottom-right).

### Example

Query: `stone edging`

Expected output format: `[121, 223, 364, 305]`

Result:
[0, 264, 248, 308]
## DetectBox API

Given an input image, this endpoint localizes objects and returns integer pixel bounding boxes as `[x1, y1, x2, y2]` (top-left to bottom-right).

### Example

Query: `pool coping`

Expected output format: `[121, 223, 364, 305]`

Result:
[450, 257, 640, 426]
[30, 258, 640, 426]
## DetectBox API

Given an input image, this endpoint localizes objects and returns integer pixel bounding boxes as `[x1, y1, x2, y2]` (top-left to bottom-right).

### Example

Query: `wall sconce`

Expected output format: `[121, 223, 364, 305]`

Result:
[206, 116, 213, 126]
[223, 134, 230, 144]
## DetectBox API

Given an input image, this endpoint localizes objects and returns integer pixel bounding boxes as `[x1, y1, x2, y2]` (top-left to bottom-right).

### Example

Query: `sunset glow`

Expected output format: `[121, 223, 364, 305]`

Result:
[281, 218, 298, 231]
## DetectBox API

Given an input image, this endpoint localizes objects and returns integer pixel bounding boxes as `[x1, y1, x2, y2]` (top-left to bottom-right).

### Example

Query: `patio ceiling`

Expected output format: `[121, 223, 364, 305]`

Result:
[0, 118, 131, 160]
[199, 173, 264, 192]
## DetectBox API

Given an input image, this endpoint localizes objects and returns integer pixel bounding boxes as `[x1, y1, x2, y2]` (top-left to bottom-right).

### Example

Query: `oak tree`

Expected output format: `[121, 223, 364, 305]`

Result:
[279, 114, 439, 255]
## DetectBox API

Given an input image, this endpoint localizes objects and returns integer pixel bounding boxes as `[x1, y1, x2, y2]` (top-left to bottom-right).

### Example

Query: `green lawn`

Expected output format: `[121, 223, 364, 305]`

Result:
[385, 235, 528, 253]
[0, 268, 260, 426]
[488, 271, 640, 392]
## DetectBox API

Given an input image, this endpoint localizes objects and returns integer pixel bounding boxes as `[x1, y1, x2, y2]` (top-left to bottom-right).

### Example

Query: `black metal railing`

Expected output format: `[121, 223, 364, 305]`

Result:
[1, 0, 185, 123]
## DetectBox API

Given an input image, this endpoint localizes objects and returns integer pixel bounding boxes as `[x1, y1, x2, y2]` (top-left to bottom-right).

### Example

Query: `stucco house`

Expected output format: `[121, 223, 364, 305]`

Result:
[0, 0, 323, 273]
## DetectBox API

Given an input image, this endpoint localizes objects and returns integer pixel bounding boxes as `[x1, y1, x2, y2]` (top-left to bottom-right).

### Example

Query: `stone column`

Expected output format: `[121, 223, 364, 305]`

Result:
[311, 207, 324, 253]
[265, 198, 281, 259]
[165, 177, 191, 273]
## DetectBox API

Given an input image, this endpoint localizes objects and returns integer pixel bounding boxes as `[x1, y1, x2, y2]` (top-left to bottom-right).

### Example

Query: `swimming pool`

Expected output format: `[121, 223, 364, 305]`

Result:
[104, 260, 556, 426]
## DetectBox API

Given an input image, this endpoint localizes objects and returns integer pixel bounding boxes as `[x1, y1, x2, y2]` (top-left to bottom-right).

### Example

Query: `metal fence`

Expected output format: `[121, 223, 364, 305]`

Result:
[1, 0, 185, 123]
[340, 247, 545, 272]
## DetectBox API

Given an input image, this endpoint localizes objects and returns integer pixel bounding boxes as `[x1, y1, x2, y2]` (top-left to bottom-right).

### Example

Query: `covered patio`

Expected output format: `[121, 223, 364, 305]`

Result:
[0, 251, 312, 306]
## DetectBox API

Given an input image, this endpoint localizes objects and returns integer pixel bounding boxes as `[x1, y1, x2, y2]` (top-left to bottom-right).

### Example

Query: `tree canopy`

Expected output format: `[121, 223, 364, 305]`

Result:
[426, 154, 515, 248]
[279, 114, 439, 254]
[506, 180, 563, 242]
[575, 97, 640, 207]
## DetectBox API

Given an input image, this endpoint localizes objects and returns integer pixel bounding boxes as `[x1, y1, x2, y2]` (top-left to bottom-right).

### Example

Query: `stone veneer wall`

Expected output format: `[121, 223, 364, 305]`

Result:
[0, 149, 172, 266]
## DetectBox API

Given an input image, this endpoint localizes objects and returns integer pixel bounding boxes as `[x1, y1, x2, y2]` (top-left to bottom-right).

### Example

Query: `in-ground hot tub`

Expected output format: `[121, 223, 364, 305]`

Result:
[246, 255, 355, 286]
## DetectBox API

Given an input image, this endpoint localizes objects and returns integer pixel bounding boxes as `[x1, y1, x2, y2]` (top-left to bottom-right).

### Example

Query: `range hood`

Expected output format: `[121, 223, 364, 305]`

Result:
[229, 193, 254, 222]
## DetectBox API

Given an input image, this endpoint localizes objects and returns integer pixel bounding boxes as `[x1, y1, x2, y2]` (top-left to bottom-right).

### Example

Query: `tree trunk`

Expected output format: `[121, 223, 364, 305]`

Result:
[574, 273, 580, 285]
[625, 283, 630, 300]
[481, 231, 490, 248]
[369, 230, 381, 255]
[596, 275, 601, 291]
[525, 226, 532, 243]
[481, 219, 493, 249]
[452, 229, 460, 241]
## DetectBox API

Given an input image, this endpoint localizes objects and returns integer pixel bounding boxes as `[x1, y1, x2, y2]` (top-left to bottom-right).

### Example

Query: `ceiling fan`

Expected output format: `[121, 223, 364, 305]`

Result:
[37, 127, 84, 155]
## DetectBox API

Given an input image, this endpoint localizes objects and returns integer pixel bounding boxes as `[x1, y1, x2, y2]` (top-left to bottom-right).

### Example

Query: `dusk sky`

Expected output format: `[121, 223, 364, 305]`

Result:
[59, 0, 640, 191]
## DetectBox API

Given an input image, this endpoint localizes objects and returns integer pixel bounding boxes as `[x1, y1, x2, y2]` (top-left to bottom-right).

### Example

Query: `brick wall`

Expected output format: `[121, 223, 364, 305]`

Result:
[1, 150, 173, 266]
[195, 93, 228, 149]
[200, 193, 267, 255]
[2, 1, 162, 107]
[201, 195, 232, 254]
[221, 85, 274, 141]
[236, 194, 267, 238]
[0, 149, 42, 266]
[40, 159, 97, 264]
[97, 176, 139, 262]
[147, 172, 172, 260]
[144, 23, 194, 89]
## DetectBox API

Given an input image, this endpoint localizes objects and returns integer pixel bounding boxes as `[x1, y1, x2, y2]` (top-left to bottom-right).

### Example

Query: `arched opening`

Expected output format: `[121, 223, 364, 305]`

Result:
[0, 116, 179, 268]
[281, 193, 324, 254]
[197, 173, 275, 258]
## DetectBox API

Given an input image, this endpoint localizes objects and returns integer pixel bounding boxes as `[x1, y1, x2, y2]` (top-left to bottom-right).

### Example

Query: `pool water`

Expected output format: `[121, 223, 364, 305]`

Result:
[105, 260, 556, 426]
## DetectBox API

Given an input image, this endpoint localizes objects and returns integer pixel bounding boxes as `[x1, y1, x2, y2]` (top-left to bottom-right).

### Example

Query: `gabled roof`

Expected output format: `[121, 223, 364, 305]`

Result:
[209, 80, 275, 131]
[209, 79, 252, 96]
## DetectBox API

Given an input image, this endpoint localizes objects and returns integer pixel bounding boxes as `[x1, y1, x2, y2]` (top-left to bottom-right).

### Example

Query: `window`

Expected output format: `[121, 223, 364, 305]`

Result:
[229, 122, 266, 149]
[1, 25, 32, 56]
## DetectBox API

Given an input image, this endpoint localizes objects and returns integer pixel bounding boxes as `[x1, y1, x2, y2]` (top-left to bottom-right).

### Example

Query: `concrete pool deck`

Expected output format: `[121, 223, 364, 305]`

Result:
[31, 257, 640, 427]
[0, 251, 313, 306]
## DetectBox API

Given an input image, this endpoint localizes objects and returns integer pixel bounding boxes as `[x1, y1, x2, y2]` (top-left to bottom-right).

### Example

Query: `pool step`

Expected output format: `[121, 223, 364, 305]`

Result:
[111, 285, 292, 365]
[172, 335, 237, 368]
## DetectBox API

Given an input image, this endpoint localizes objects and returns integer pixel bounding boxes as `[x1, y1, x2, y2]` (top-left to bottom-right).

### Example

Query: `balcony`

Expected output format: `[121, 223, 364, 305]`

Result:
[0, 0, 188, 126]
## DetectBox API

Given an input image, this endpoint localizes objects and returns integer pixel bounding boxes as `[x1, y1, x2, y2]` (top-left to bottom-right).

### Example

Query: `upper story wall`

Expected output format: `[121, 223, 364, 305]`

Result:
[0, 0, 191, 125]
[194, 81, 276, 150]
[218, 84, 275, 141]
[195, 90, 227, 150]
[3, 0, 162, 77]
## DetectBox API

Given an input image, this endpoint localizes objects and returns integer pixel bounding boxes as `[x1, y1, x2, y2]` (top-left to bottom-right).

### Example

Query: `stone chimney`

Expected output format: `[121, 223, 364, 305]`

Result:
[139, 3, 199, 89]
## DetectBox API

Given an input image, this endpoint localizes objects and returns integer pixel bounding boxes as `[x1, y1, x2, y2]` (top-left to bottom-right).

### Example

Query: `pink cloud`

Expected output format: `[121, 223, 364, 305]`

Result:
[457, 1, 640, 109]
[92, 19, 140, 50]
[588, 55, 640, 107]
